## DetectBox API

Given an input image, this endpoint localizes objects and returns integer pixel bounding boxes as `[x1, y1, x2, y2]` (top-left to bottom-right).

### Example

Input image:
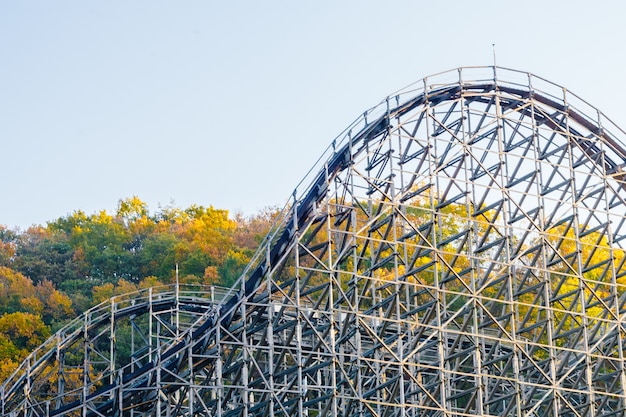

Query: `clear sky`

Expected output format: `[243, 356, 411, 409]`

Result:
[2, 1, 626, 229]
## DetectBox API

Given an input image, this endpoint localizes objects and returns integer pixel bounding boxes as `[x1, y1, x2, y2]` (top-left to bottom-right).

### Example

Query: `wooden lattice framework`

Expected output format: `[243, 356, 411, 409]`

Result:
[4, 66, 626, 417]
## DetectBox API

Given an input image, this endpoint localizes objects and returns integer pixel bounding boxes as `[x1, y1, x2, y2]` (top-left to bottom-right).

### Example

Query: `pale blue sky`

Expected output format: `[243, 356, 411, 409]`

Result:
[2, 1, 626, 229]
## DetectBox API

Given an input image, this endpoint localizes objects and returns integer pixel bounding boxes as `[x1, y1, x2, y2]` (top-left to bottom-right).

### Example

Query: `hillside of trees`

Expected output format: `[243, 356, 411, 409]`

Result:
[0, 196, 278, 380]
[1, 194, 622, 383]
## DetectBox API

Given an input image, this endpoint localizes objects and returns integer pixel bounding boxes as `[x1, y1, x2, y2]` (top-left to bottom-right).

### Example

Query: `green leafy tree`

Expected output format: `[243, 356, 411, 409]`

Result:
[218, 250, 250, 288]
[13, 227, 83, 286]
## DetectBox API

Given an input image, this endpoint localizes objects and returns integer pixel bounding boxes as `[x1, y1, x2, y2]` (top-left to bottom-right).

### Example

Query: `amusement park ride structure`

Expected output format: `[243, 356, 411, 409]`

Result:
[4, 66, 626, 417]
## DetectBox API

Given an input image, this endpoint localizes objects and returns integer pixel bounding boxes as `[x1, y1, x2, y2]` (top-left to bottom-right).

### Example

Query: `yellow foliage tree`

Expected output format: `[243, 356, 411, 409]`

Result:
[0, 312, 50, 380]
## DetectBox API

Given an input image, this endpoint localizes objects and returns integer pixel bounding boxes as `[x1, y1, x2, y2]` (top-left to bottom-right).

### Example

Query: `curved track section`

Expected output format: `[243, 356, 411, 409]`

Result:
[6, 66, 626, 416]
[0, 285, 230, 416]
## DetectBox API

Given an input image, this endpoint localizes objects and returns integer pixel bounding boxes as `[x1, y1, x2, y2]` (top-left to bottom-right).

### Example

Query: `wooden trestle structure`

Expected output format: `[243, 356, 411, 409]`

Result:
[4, 66, 626, 417]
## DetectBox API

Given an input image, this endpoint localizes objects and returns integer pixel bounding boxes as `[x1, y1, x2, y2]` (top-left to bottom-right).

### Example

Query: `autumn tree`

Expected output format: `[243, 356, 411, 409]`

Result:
[0, 267, 73, 324]
[0, 226, 17, 267]
[0, 198, 277, 324]
[0, 312, 50, 381]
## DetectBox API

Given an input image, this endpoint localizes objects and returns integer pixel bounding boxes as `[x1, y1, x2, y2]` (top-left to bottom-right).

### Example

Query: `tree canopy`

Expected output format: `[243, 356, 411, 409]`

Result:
[0, 194, 620, 383]
[0, 197, 277, 380]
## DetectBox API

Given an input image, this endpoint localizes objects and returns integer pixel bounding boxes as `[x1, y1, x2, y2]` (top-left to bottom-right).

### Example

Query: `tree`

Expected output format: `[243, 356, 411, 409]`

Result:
[35, 280, 73, 324]
[137, 233, 180, 282]
[13, 227, 82, 286]
[117, 196, 149, 224]
[0, 267, 73, 324]
[0, 312, 50, 380]
[233, 207, 280, 252]
[0, 226, 17, 267]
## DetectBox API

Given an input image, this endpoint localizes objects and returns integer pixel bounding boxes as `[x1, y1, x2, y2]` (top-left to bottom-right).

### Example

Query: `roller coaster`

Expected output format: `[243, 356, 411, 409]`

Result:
[4, 66, 626, 416]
